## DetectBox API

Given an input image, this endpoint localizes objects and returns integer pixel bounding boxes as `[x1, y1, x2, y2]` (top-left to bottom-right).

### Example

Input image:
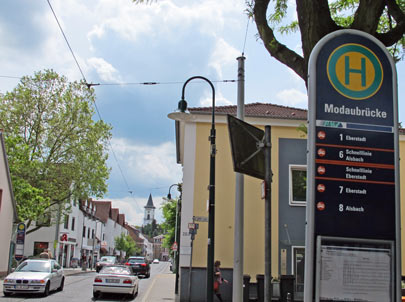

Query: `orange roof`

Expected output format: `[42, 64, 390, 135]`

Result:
[189, 102, 307, 120]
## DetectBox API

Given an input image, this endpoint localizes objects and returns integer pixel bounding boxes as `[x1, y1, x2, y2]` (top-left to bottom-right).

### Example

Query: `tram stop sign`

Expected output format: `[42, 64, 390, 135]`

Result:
[305, 29, 400, 302]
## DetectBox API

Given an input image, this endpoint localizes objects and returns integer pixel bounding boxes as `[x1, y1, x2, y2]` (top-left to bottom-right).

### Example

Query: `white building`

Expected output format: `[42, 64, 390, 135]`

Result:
[0, 132, 18, 277]
[23, 198, 128, 268]
[143, 194, 155, 226]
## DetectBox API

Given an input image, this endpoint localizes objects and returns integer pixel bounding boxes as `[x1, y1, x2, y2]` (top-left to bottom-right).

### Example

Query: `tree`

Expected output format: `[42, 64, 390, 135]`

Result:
[160, 197, 178, 253]
[0, 69, 112, 233]
[115, 233, 141, 258]
[251, 0, 405, 86]
[142, 219, 163, 238]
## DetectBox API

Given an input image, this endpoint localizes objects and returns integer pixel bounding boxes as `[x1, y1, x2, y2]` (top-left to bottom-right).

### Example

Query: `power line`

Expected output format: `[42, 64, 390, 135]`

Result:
[47, 0, 87, 82]
[46, 0, 135, 200]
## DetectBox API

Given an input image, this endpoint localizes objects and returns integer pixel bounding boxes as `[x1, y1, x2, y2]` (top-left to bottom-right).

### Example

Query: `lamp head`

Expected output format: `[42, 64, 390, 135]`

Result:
[167, 193, 172, 200]
[178, 98, 188, 113]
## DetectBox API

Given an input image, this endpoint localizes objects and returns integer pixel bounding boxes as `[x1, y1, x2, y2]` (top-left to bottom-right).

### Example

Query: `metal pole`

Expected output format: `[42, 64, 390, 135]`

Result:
[54, 201, 62, 260]
[180, 76, 215, 302]
[175, 199, 181, 294]
[233, 55, 245, 302]
[187, 234, 194, 302]
[264, 126, 272, 302]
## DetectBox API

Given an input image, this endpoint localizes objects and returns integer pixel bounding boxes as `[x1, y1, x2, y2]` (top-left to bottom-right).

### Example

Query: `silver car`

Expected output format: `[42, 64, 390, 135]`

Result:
[93, 265, 139, 299]
[3, 259, 64, 297]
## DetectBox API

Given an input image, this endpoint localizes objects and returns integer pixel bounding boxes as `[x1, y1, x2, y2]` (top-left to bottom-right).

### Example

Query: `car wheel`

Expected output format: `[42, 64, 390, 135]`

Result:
[3, 292, 11, 297]
[93, 291, 101, 299]
[146, 271, 150, 278]
[131, 286, 137, 299]
[57, 277, 65, 291]
[43, 282, 50, 297]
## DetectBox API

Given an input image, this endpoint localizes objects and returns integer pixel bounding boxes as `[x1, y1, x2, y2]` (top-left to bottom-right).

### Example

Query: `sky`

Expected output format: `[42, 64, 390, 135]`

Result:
[1, 0, 404, 226]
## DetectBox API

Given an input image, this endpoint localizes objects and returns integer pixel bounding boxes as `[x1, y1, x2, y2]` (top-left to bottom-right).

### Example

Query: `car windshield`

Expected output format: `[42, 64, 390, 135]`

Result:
[129, 258, 145, 263]
[100, 257, 115, 263]
[100, 266, 131, 275]
[16, 261, 51, 273]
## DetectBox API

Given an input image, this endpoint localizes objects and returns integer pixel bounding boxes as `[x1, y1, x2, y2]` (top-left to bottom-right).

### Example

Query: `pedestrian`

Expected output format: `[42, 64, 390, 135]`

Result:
[39, 249, 51, 259]
[214, 260, 228, 301]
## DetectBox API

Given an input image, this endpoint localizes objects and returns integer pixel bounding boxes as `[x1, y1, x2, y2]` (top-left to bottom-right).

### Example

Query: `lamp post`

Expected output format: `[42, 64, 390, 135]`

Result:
[178, 76, 216, 302]
[168, 183, 181, 294]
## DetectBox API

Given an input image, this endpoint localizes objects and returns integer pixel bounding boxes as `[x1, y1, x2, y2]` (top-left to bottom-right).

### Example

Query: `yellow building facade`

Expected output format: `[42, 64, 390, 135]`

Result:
[169, 103, 405, 301]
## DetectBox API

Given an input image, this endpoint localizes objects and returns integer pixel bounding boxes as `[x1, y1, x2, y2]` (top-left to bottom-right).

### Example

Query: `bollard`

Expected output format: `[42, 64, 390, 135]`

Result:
[243, 274, 251, 302]
[256, 274, 264, 302]
[279, 275, 295, 302]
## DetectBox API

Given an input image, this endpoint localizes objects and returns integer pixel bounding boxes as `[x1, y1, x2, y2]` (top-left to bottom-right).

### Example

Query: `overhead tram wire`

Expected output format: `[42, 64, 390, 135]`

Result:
[47, 0, 136, 203]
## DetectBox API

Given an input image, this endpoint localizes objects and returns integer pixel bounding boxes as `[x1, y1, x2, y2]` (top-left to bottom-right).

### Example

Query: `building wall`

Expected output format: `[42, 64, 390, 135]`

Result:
[0, 143, 15, 276]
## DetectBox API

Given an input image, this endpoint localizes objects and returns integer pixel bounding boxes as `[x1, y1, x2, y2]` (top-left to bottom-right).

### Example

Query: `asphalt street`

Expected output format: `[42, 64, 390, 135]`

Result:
[0, 261, 175, 302]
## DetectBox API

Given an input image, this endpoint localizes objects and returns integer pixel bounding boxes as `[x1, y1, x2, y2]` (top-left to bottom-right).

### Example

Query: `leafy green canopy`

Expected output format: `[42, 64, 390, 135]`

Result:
[0, 70, 112, 232]
[252, 0, 405, 85]
[114, 233, 141, 257]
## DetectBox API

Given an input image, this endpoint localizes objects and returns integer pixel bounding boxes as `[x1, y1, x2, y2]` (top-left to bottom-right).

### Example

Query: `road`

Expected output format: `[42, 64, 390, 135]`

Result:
[0, 261, 174, 302]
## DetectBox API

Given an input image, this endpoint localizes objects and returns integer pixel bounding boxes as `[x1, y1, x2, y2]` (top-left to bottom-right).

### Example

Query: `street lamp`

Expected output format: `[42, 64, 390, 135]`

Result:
[167, 183, 181, 294]
[178, 76, 216, 302]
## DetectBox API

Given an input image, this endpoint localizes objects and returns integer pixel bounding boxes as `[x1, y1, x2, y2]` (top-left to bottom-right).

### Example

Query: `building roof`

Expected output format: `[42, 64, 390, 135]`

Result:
[111, 208, 119, 222]
[118, 213, 125, 226]
[188, 102, 308, 120]
[94, 201, 112, 223]
[145, 194, 155, 209]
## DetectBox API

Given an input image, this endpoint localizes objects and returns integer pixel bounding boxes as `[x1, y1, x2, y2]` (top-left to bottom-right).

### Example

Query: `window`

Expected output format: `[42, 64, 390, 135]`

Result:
[92, 229, 95, 239]
[103, 233, 105, 240]
[64, 215, 69, 229]
[71, 217, 75, 231]
[87, 228, 90, 238]
[33, 242, 49, 256]
[0, 189, 2, 212]
[289, 165, 307, 206]
[83, 226, 86, 238]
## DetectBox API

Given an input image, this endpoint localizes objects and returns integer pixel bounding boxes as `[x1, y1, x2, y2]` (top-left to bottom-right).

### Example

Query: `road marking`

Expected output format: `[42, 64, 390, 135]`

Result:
[141, 275, 160, 302]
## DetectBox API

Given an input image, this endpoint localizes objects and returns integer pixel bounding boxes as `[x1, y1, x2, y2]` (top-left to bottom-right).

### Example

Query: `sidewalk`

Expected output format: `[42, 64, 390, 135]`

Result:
[140, 272, 177, 302]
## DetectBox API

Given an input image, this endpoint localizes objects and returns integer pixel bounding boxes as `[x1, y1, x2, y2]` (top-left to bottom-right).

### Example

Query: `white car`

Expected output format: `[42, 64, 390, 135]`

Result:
[93, 265, 139, 299]
[3, 259, 64, 297]
[152, 259, 160, 264]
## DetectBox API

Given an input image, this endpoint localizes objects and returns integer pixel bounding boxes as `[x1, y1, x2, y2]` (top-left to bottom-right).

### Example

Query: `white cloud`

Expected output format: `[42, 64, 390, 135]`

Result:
[109, 194, 167, 226]
[109, 138, 182, 186]
[87, 57, 122, 83]
[200, 89, 233, 107]
[209, 37, 240, 79]
[276, 88, 308, 108]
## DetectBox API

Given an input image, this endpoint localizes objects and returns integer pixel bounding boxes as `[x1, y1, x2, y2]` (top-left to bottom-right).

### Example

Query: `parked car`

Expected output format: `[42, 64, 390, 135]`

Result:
[125, 256, 150, 278]
[152, 259, 160, 264]
[96, 256, 117, 273]
[3, 259, 64, 297]
[93, 265, 138, 299]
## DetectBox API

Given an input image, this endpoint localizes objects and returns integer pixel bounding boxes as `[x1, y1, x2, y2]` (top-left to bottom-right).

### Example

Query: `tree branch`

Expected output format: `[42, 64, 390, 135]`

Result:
[376, 0, 405, 47]
[351, 0, 385, 33]
[253, 0, 305, 80]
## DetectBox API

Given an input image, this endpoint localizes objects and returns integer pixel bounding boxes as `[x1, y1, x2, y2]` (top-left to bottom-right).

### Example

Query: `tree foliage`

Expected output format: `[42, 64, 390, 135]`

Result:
[160, 184, 182, 254]
[251, 0, 405, 86]
[142, 219, 163, 238]
[114, 233, 141, 257]
[0, 70, 112, 233]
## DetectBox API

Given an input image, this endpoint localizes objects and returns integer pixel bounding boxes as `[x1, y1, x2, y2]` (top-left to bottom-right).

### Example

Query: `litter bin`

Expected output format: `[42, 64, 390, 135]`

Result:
[256, 274, 264, 302]
[243, 274, 251, 302]
[280, 275, 295, 302]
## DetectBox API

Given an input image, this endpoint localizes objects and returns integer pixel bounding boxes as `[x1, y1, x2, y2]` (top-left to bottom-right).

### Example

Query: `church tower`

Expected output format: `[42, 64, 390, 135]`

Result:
[143, 194, 156, 226]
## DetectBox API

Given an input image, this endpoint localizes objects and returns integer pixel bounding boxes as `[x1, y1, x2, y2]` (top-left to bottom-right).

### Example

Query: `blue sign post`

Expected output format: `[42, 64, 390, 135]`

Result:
[305, 30, 400, 301]
[15, 223, 26, 262]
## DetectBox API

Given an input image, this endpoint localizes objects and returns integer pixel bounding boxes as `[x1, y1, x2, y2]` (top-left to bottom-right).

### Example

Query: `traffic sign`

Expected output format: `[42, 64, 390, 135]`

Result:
[15, 223, 26, 261]
[172, 242, 178, 252]
[305, 29, 400, 301]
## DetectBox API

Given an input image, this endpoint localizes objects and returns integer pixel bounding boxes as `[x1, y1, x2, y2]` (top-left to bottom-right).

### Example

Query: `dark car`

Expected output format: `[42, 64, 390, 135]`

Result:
[125, 257, 150, 278]
[96, 256, 117, 273]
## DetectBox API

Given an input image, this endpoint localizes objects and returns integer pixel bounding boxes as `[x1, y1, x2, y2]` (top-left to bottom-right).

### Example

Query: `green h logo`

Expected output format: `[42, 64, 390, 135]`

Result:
[327, 44, 383, 100]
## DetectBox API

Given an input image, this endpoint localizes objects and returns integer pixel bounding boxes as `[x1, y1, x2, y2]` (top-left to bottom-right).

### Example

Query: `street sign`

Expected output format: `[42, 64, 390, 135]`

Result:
[15, 223, 26, 261]
[172, 242, 178, 252]
[227, 114, 265, 179]
[305, 29, 400, 301]
[193, 216, 208, 222]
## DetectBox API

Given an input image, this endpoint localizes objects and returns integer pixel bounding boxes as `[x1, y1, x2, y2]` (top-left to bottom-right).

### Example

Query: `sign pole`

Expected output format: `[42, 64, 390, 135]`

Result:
[264, 126, 272, 302]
